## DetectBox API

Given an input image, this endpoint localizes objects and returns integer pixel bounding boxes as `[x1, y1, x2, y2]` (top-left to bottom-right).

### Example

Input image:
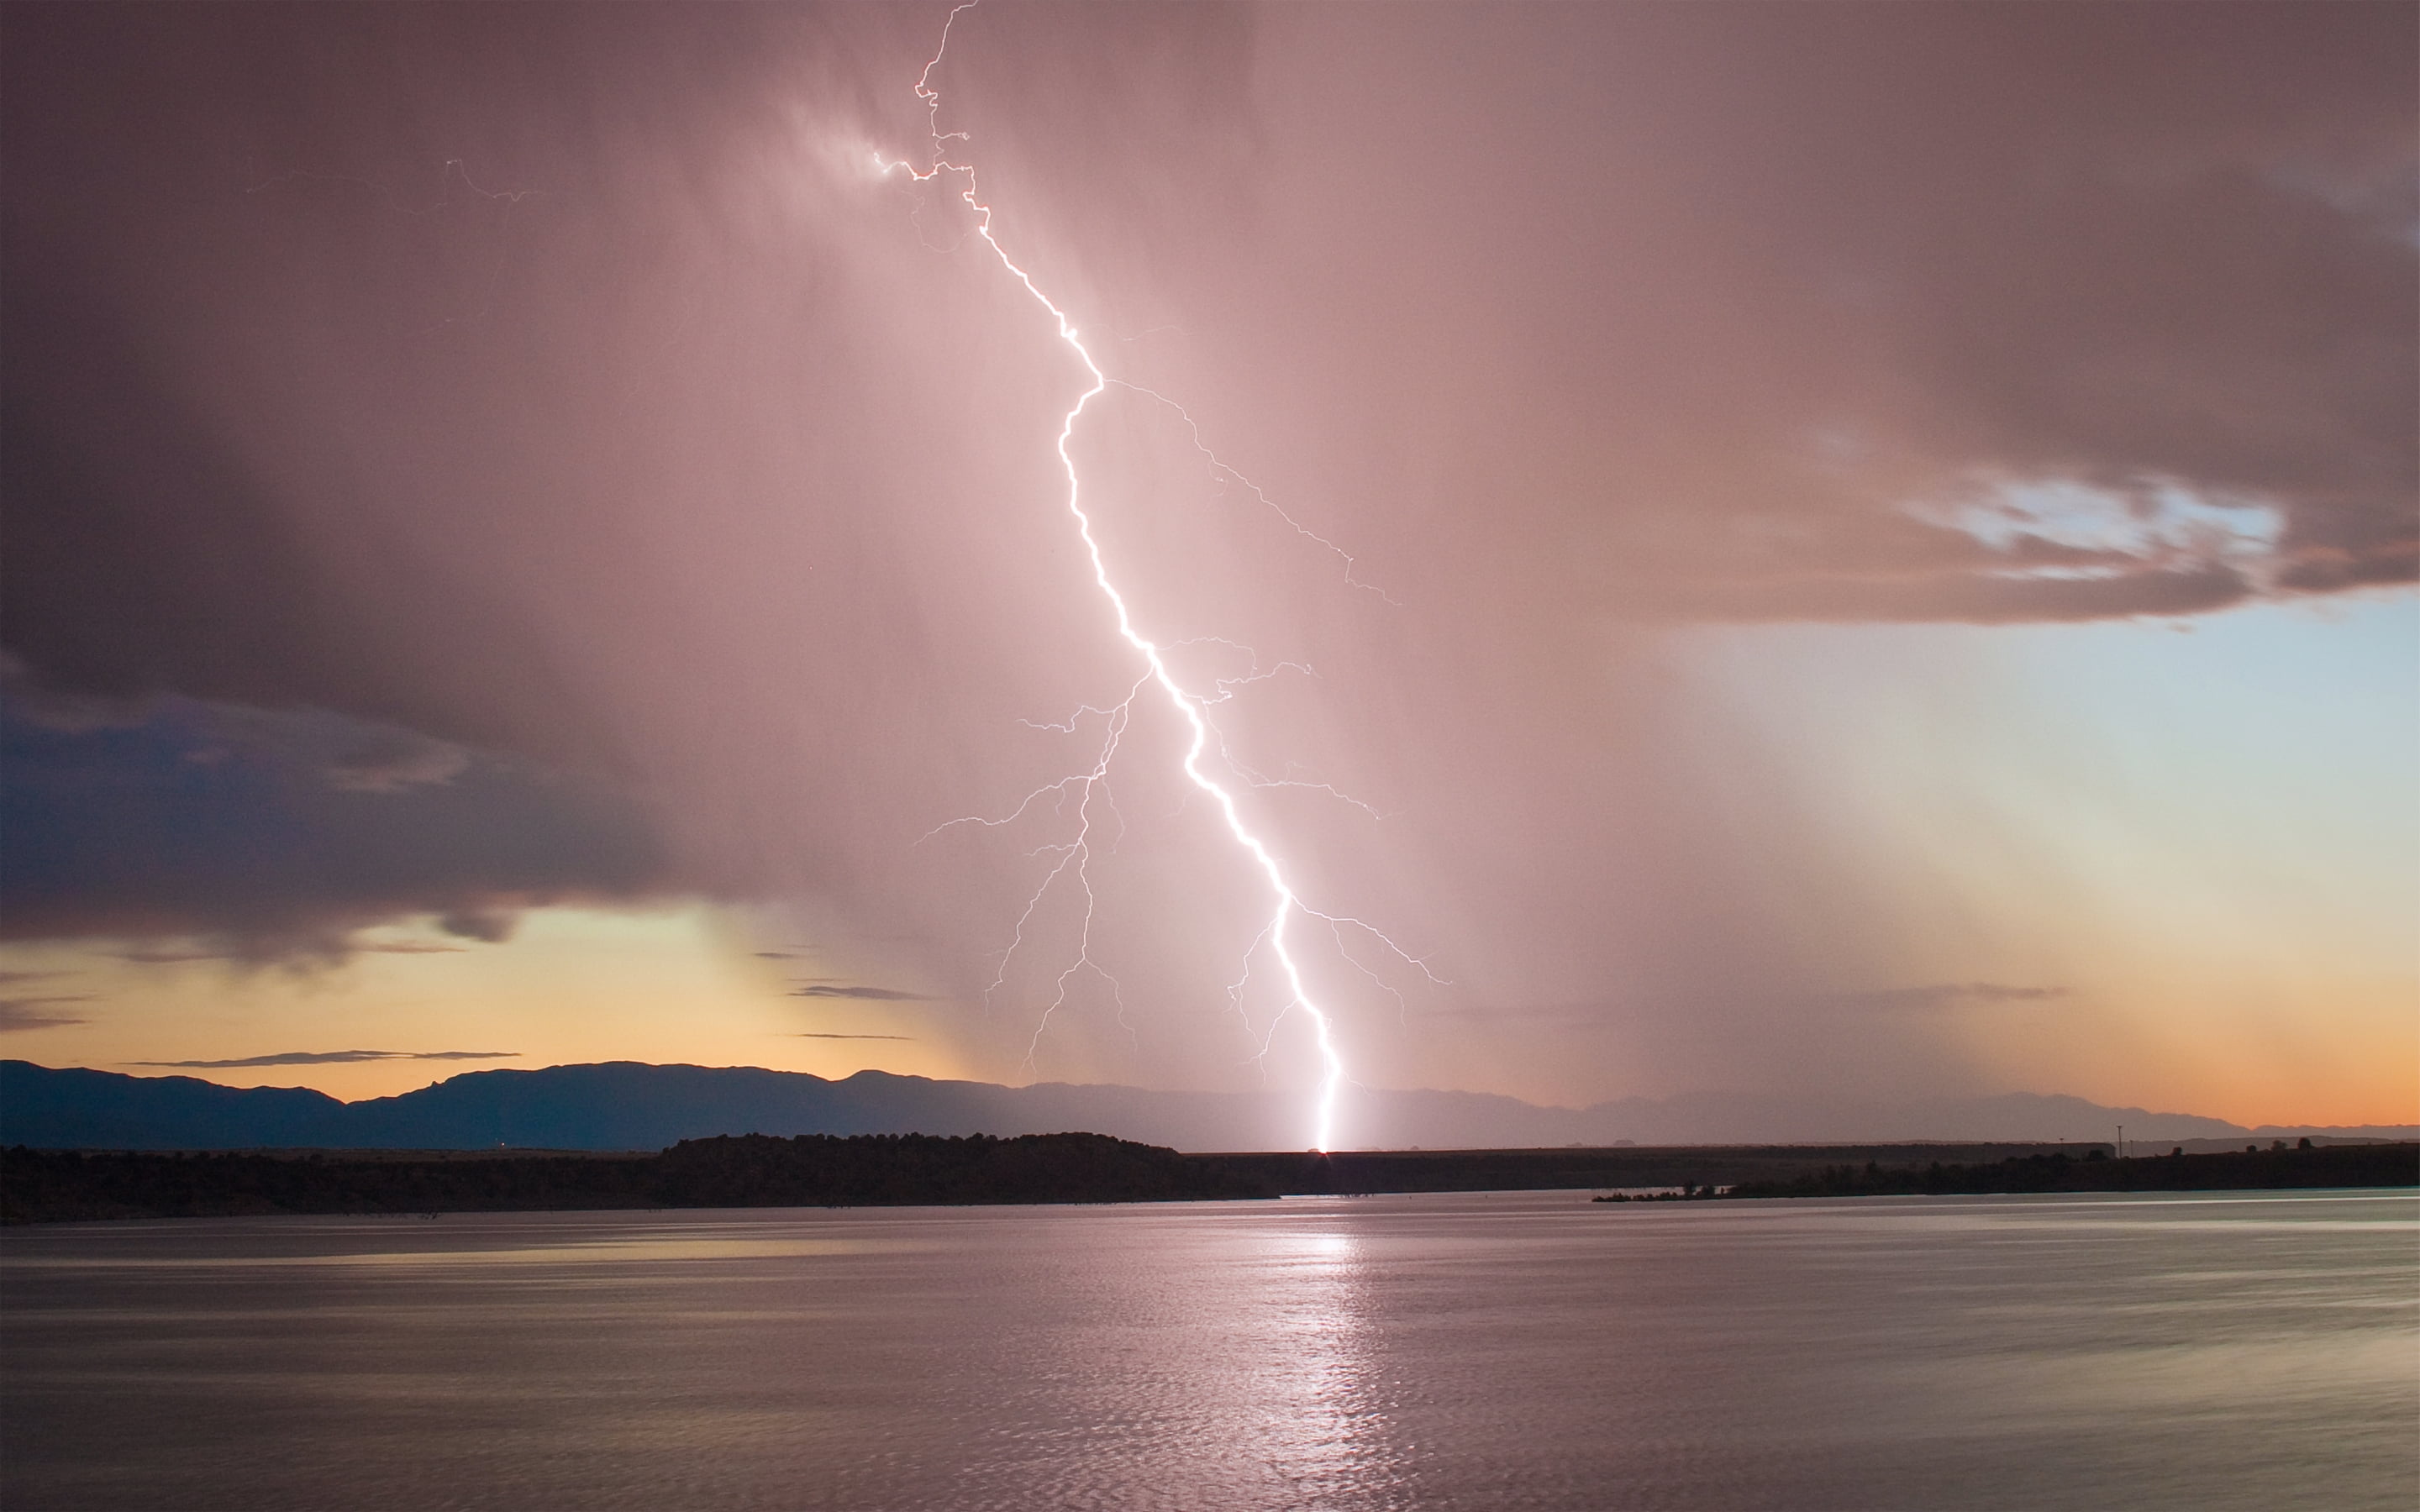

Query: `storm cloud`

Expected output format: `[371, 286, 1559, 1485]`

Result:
[0, 690, 668, 956]
[1, 3, 2407, 1100]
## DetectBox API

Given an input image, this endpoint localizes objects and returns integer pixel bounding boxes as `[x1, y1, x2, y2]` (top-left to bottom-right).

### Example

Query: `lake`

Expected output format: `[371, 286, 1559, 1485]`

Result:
[3, 1189, 2413, 1509]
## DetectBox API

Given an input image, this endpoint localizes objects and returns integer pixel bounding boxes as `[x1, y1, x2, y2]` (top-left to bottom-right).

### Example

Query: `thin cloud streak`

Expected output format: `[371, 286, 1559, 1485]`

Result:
[128, 1049, 521, 1068]
[1833, 984, 2074, 1013]
[0, 995, 92, 1032]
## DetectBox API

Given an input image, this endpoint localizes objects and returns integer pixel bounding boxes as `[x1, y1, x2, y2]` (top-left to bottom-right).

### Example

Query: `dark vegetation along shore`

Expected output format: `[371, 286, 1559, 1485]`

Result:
[0, 1133, 1271, 1225]
[4, 1136, 2412, 1224]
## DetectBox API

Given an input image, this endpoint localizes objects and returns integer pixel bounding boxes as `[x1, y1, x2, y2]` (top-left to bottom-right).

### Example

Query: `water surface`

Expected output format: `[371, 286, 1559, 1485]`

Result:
[5, 1189, 2413, 1509]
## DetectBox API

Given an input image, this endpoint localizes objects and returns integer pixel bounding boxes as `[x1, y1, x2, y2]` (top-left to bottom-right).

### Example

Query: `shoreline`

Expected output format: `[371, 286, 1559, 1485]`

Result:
[7, 1136, 2412, 1225]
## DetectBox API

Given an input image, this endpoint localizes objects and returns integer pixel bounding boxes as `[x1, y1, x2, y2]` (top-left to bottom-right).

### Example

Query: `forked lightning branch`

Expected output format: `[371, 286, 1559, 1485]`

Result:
[873, 1, 1434, 1152]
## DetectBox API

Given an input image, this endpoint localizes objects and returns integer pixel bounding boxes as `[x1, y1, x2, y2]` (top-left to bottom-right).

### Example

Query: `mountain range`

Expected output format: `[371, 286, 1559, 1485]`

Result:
[6, 1059, 2411, 1152]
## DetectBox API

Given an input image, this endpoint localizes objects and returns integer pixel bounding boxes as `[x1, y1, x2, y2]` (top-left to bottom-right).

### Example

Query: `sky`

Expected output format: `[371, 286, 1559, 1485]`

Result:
[3, 2, 2412, 1134]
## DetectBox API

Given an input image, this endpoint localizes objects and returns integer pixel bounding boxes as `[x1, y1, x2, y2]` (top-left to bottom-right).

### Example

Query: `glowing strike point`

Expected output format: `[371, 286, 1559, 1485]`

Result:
[887, 1, 1356, 1150]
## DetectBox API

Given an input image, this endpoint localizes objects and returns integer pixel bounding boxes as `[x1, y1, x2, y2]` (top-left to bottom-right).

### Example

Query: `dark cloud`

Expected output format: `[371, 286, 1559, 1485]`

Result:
[3, 7, 2391, 750]
[113, 948, 238, 966]
[126, 1049, 520, 1068]
[788, 984, 931, 1002]
[1691, 565, 2261, 627]
[0, 690, 668, 955]
[115, 941, 468, 964]
[436, 911, 519, 944]
[0, 996, 93, 1032]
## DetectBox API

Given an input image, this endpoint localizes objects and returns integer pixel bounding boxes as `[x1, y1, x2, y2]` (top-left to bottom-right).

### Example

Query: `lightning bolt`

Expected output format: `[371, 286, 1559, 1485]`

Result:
[881, 1, 1423, 1151]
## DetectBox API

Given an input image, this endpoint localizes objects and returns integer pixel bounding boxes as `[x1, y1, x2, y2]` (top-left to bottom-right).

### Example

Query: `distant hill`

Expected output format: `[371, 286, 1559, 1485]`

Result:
[0, 1063, 350, 1149]
[5, 1059, 2412, 1152]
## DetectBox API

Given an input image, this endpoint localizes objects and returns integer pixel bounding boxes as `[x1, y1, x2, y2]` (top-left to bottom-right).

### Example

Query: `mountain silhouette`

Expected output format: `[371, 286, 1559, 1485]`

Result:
[10, 1059, 2412, 1152]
